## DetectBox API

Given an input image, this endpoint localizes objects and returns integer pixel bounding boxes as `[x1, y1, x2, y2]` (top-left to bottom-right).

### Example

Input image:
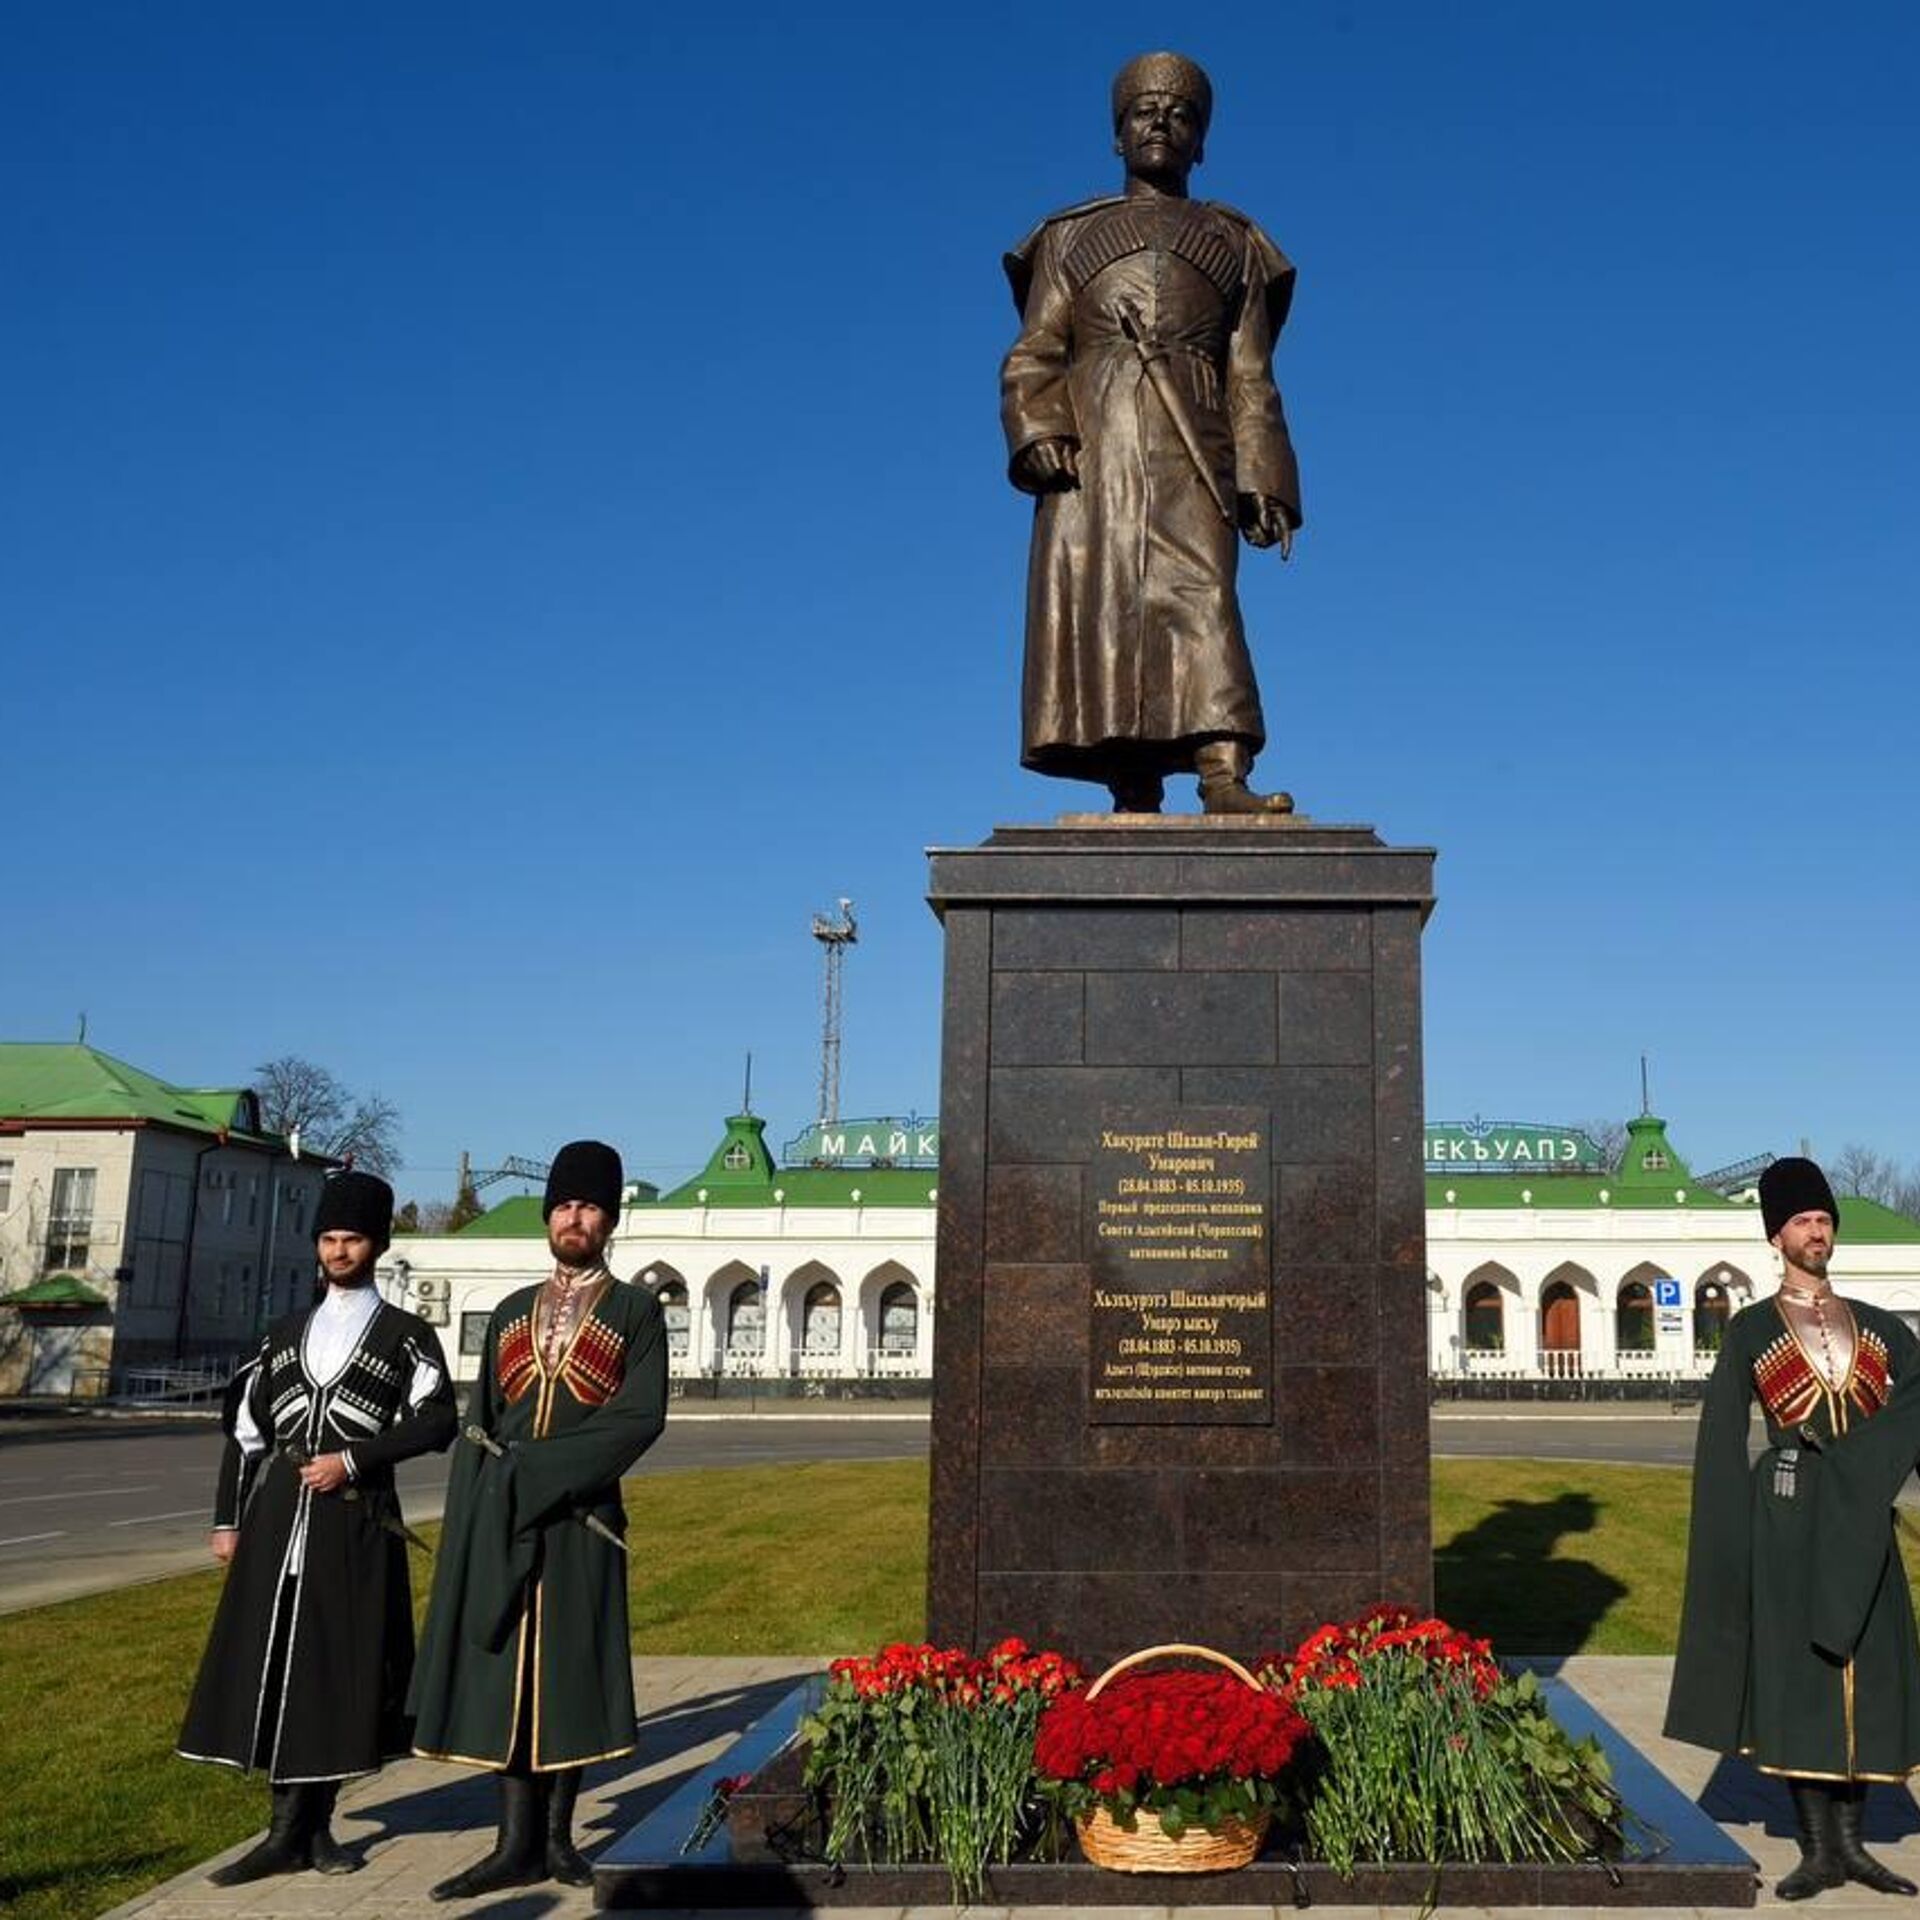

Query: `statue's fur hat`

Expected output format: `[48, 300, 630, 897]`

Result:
[1111, 51, 1213, 133]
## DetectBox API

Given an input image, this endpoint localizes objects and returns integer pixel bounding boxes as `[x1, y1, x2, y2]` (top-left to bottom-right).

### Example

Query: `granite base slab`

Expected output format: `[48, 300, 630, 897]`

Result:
[592, 1675, 1757, 1909]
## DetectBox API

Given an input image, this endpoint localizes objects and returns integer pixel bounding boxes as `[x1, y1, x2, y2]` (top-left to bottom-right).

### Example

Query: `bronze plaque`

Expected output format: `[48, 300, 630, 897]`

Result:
[1088, 1107, 1273, 1424]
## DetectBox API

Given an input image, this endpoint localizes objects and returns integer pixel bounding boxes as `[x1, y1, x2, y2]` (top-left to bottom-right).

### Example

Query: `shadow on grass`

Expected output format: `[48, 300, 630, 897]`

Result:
[1434, 1491, 1628, 1663]
[349, 1673, 811, 1858]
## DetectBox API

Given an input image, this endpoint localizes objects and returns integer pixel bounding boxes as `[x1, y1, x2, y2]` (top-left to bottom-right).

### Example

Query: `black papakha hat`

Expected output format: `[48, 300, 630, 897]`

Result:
[1760, 1156, 1841, 1240]
[313, 1170, 395, 1248]
[543, 1139, 623, 1220]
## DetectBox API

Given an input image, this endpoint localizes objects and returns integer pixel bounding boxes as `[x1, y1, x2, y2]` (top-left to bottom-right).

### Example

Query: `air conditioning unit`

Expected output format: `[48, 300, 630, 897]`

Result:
[414, 1277, 449, 1304]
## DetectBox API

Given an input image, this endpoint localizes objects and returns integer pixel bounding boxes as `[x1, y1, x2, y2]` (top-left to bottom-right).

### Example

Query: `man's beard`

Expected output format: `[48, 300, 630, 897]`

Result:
[548, 1231, 606, 1270]
[1792, 1246, 1831, 1282]
[324, 1257, 378, 1289]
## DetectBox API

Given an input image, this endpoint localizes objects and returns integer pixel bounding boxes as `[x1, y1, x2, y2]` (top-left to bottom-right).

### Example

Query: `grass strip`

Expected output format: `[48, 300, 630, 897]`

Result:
[1, 1453, 1908, 1920]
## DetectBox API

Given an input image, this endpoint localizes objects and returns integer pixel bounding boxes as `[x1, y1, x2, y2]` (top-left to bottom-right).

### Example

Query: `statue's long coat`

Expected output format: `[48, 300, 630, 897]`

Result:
[177, 1303, 455, 1782]
[409, 1278, 667, 1771]
[1665, 1296, 1920, 1778]
[1001, 194, 1302, 786]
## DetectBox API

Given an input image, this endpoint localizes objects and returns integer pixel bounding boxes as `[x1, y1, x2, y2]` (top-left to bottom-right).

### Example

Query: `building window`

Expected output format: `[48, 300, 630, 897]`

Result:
[1641, 1149, 1669, 1172]
[722, 1142, 751, 1171]
[460, 1312, 491, 1358]
[246, 1176, 259, 1228]
[1463, 1281, 1504, 1352]
[44, 1167, 97, 1273]
[214, 1263, 230, 1317]
[879, 1280, 918, 1354]
[0, 1158, 13, 1215]
[1695, 1280, 1731, 1355]
[654, 1280, 689, 1356]
[726, 1279, 765, 1352]
[802, 1281, 842, 1355]
[1616, 1281, 1654, 1352]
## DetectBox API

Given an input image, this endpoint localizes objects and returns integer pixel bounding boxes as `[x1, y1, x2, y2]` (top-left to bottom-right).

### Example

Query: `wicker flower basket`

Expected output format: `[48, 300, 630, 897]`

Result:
[1071, 1644, 1274, 1875]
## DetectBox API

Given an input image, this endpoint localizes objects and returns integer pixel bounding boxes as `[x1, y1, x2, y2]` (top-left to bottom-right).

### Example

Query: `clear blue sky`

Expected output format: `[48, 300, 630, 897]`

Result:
[7, 2, 1918, 1199]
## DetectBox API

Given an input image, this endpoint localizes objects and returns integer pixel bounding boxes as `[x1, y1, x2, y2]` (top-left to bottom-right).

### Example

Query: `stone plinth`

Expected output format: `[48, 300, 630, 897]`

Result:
[925, 819, 1436, 1666]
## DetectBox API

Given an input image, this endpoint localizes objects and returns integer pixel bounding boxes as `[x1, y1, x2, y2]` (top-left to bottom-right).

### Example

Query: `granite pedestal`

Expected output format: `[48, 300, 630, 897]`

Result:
[924, 819, 1437, 1667]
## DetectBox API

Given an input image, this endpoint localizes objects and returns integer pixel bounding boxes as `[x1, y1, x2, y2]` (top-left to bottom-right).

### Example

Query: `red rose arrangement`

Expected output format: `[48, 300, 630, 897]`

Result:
[1032, 1662, 1309, 1844]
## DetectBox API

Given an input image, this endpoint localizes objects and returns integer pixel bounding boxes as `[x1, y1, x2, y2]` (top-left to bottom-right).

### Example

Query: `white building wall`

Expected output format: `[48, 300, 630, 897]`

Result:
[387, 1196, 1920, 1389]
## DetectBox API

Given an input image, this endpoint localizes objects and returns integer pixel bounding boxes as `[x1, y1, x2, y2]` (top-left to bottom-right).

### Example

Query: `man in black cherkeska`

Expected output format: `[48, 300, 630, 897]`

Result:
[177, 1170, 456, 1886]
[410, 1139, 668, 1901]
[1667, 1157, 1920, 1900]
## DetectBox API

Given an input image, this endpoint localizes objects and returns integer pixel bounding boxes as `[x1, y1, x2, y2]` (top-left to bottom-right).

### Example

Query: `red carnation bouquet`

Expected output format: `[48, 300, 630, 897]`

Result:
[803, 1637, 1083, 1900]
[1255, 1606, 1624, 1872]
[1032, 1649, 1309, 1856]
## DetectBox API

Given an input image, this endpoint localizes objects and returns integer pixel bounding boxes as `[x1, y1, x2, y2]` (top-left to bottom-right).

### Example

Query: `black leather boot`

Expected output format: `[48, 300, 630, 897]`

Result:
[1835, 1783, 1918, 1895]
[429, 1771, 546, 1901]
[545, 1766, 593, 1886]
[304, 1781, 361, 1875]
[1196, 740, 1293, 815]
[1778, 1778, 1847, 1901]
[1108, 771, 1165, 814]
[209, 1782, 311, 1886]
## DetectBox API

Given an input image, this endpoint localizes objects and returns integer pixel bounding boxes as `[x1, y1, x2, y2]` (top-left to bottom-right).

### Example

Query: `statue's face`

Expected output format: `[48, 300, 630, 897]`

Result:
[1116, 90, 1204, 184]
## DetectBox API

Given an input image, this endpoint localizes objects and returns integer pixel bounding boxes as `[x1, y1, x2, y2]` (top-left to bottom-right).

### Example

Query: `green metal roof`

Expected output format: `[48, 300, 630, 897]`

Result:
[649, 1113, 937, 1210]
[0, 1043, 281, 1144]
[0, 1272, 109, 1309]
[456, 1195, 545, 1238]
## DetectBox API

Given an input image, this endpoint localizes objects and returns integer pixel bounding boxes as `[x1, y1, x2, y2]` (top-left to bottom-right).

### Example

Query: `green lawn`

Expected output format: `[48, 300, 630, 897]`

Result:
[0, 1454, 1904, 1920]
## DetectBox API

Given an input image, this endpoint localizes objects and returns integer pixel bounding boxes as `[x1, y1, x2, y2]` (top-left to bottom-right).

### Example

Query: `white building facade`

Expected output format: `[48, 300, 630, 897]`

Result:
[388, 1111, 1920, 1391]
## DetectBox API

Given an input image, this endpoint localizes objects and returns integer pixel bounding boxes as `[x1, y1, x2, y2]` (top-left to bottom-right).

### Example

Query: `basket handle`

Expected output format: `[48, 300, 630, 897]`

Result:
[1085, 1641, 1262, 1700]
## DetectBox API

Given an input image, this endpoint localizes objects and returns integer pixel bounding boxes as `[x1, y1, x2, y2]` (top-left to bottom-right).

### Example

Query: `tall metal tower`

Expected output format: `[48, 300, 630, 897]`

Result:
[811, 897, 858, 1124]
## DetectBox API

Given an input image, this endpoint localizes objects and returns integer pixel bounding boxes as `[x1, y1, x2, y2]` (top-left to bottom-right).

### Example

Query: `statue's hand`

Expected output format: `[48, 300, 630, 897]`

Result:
[1238, 493, 1294, 559]
[1013, 437, 1081, 494]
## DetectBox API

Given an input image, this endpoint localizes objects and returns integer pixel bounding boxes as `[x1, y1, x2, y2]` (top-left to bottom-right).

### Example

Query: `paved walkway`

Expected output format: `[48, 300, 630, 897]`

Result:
[101, 1654, 1920, 1919]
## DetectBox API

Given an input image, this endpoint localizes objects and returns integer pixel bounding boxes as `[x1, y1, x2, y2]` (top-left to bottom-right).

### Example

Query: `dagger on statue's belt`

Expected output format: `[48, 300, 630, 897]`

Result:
[1115, 302, 1236, 529]
[281, 1443, 433, 1555]
[462, 1424, 628, 1556]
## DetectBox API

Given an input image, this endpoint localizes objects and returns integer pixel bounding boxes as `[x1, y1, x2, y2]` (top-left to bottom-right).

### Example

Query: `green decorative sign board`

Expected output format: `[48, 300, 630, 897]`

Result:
[781, 1116, 940, 1169]
[1424, 1121, 1605, 1173]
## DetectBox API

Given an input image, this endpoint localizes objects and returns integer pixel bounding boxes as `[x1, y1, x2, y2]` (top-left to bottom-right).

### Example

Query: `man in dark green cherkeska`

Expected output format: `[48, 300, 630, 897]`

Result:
[1666, 1157, 1920, 1901]
[410, 1140, 667, 1901]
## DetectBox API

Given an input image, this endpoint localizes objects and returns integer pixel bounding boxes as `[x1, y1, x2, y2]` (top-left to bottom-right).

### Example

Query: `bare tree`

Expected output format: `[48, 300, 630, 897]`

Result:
[1829, 1142, 1920, 1221]
[254, 1055, 401, 1177]
[1576, 1119, 1630, 1173]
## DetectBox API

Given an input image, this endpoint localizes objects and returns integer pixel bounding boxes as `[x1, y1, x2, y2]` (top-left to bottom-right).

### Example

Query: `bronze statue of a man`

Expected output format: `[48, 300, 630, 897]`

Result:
[1001, 52, 1302, 815]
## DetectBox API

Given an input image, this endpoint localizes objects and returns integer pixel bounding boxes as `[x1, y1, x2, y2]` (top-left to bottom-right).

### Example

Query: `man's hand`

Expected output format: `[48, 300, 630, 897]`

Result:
[211, 1528, 239, 1564]
[298, 1452, 350, 1494]
[1012, 437, 1081, 494]
[1238, 493, 1294, 558]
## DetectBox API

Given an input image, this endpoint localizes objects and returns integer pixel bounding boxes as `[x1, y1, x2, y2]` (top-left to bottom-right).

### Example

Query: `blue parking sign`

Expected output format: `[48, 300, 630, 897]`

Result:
[1654, 1277, 1683, 1309]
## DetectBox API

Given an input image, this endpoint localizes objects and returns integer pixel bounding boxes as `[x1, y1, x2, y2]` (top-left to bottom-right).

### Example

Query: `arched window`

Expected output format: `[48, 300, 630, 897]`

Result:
[802, 1281, 842, 1355]
[1463, 1281, 1504, 1351]
[1694, 1277, 1731, 1354]
[653, 1278, 689, 1356]
[726, 1278, 764, 1353]
[1616, 1280, 1654, 1353]
[1540, 1280, 1581, 1352]
[879, 1280, 919, 1354]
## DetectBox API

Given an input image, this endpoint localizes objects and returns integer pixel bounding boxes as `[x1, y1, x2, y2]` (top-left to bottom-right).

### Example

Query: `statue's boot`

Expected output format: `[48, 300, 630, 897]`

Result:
[1196, 741, 1292, 815]
[1108, 772, 1165, 814]
[1835, 1784, 1918, 1895]
[429, 1772, 547, 1901]
[209, 1783, 311, 1887]
[305, 1781, 361, 1875]
[546, 1766, 594, 1886]
[1778, 1779, 1847, 1901]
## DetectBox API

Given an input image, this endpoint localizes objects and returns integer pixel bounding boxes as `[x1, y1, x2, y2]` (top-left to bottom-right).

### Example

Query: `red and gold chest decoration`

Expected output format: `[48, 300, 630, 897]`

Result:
[495, 1301, 628, 1408]
[1753, 1320, 1892, 1429]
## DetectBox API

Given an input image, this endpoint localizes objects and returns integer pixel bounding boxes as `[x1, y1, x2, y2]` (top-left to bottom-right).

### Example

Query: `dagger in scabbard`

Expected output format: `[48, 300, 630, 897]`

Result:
[462, 1423, 628, 1556]
[283, 1442, 433, 1555]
